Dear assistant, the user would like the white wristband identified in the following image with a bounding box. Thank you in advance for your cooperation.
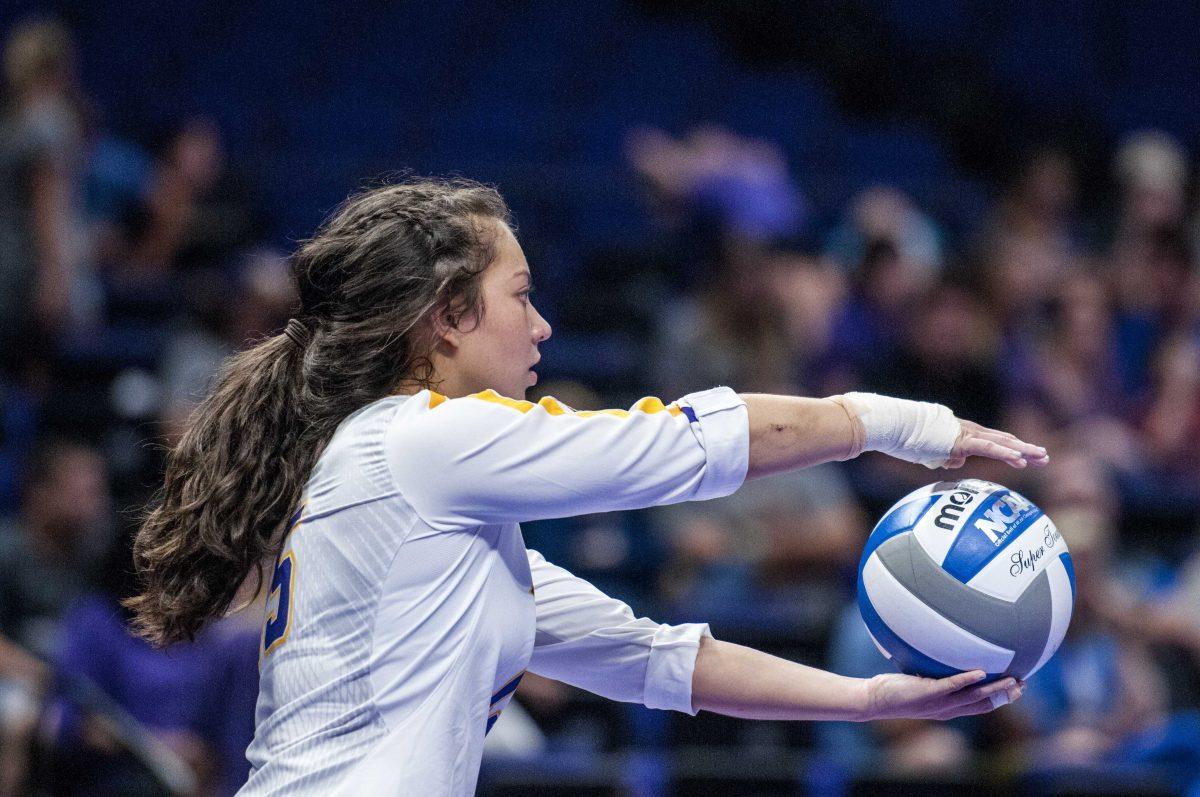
[838,392,960,468]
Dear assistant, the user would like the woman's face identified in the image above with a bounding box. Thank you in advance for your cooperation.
[445,221,551,399]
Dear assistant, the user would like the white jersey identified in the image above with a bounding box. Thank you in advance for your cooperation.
[239,385,748,795]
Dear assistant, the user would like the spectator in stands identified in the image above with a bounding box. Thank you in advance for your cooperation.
[1012,272,1132,424]
[0,439,110,658]
[1120,536,1200,697]
[94,118,265,346]
[134,117,264,274]
[626,124,806,246]
[1004,449,1200,794]
[1110,226,1198,402]
[770,250,848,395]
[0,18,99,381]
[650,241,806,398]
[1141,333,1200,478]
[978,149,1083,321]
[158,247,295,444]
[824,238,934,391]
[1118,329,1200,526]
[981,226,1078,336]
[0,439,110,796]
[998,270,1145,500]
[1111,131,1189,250]
[868,281,1003,428]
[990,148,1082,253]
[822,186,942,277]
[46,526,260,797]
[93,197,184,334]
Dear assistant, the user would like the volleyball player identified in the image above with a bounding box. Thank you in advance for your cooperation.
[127,179,1045,795]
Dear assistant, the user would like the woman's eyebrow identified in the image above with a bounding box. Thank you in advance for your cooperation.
[512,269,532,282]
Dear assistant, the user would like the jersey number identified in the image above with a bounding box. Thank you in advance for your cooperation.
[262,550,296,657]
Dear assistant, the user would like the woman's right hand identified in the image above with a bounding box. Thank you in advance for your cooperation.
[943,419,1050,470]
[861,669,1024,722]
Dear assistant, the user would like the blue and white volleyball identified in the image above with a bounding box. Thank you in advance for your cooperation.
[857,479,1074,680]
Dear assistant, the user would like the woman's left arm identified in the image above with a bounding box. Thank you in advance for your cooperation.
[521,550,1021,723]
[691,635,1022,722]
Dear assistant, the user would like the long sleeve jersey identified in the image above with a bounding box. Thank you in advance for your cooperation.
[239,386,749,795]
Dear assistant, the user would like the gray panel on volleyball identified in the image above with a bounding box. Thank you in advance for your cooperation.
[874,533,1052,677]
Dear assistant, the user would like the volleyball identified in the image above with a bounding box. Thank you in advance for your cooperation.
[857,479,1074,681]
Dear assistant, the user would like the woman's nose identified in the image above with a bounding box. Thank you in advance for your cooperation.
[533,307,552,342]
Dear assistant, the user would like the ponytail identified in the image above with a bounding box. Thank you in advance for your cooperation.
[126,332,312,645]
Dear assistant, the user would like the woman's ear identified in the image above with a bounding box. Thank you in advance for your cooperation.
[431,310,461,350]
[431,299,472,351]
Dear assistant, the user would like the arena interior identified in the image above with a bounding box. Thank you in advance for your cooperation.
[0,2,1198,795]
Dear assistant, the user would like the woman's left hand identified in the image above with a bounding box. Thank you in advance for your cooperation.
[862,669,1025,721]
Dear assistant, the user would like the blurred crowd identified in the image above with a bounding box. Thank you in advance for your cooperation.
[1,16,1199,797]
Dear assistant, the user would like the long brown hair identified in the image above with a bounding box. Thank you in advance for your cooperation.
[126,178,510,645]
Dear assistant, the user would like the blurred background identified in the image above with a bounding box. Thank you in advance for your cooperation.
[0,1,1198,795]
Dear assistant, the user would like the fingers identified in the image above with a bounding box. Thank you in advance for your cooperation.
[933,676,1024,719]
[962,437,1029,467]
[871,672,1025,722]
[951,680,1024,719]
[950,419,1050,469]
[976,428,1050,466]
[946,675,1017,708]
[931,695,1003,720]
[936,670,987,694]
[908,670,988,712]
[959,434,1050,468]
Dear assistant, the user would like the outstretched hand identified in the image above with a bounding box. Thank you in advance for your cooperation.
[943,419,1050,470]
[862,670,1024,722]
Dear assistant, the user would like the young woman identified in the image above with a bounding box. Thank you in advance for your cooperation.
[127,178,1047,795]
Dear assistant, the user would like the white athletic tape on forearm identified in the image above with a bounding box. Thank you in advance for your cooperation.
[838,392,959,469]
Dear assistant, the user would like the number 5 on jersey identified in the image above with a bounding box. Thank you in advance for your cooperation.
[263,506,304,658]
[262,550,296,657]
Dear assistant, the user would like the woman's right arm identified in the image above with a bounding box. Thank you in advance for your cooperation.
[385,387,1047,530]
[741,392,1049,478]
